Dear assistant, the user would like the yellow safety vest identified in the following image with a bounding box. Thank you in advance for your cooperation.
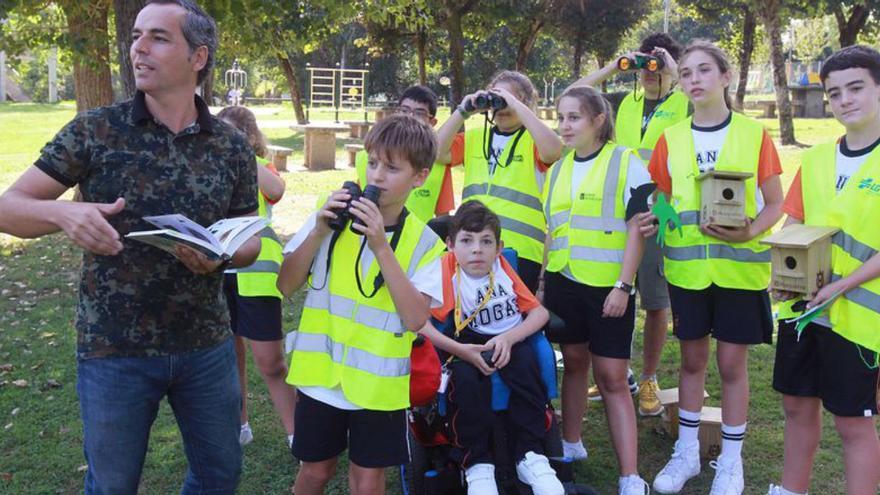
[235,156,284,298]
[777,142,837,320]
[662,113,771,291]
[462,127,546,263]
[543,145,632,287]
[826,147,880,353]
[286,213,445,410]
[355,150,448,223]
[616,89,690,163]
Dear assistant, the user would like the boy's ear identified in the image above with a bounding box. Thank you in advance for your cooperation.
[429,116,438,127]
[446,236,455,251]
[412,166,430,189]
[498,239,504,252]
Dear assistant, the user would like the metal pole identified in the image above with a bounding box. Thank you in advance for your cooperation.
[663,0,670,33]
[0,51,6,103]
[48,46,58,103]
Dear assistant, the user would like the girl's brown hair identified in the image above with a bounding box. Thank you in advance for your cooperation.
[679,39,734,110]
[217,106,268,158]
[489,70,539,110]
[557,86,615,143]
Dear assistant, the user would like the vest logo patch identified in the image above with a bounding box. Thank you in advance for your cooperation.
[511,154,524,162]
[579,192,599,201]
[414,189,431,198]
[858,177,880,195]
[653,110,673,119]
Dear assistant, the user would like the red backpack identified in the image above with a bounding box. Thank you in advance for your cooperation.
[410,334,441,407]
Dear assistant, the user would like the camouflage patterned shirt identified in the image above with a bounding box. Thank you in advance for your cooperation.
[35,92,258,359]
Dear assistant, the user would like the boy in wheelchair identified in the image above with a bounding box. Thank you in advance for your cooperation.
[419,200,565,495]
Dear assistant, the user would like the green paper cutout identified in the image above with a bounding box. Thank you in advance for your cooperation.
[652,193,682,247]
[785,291,843,339]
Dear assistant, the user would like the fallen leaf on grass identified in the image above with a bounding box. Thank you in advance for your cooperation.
[1,472,11,482]
[30,363,42,371]
[4,423,12,430]
[10,408,19,416]
[11,380,27,388]
[76,465,88,473]
[0,364,12,372]
[45,379,62,389]
[39,332,56,339]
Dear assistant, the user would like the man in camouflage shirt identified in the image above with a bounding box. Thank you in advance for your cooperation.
[0,1,259,493]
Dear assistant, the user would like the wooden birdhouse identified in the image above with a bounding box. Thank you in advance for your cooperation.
[760,224,839,299]
[697,170,754,228]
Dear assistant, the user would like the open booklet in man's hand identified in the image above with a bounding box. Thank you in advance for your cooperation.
[125,214,267,261]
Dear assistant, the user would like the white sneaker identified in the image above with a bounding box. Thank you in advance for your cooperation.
[766,485,783,495]
[652,439,700,493]
[465,463,499,495]
[708,456,743,495]
[619,474,650,495]
[239,423,253,446]
[562,439,589,461]
[516,452,565,495]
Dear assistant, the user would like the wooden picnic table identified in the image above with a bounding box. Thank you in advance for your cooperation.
[290,122,351,171]
[344,120,373,139]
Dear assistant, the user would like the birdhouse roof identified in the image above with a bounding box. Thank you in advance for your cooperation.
[696,170,754,182]
[760,224,840,248]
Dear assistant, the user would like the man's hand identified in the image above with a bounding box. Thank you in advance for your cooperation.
[174,245,224,275]
[57,197,126,256]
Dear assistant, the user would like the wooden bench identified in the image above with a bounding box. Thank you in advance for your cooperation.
[756,100,777,118]
[538,106,556,120]
[266,145,293,172]
[291,123,351,171]
[345,143,364,168]
[344,121,372,139]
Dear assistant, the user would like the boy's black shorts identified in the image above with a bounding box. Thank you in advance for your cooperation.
[668,283,773,345]
[291,391,409,467]
[543,270,636,359]
[773,320,879,417]
[223,274,283,342]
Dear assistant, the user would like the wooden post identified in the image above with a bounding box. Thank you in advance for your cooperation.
[0,51,6,103]
[48,46,58,103]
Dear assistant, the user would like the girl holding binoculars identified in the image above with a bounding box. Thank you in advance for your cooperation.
[437,70,563,292]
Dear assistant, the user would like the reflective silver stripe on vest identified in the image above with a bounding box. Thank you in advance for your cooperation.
[664,245,707,261]
[237,259,281,274]
[708,244,771,263]
[601,147,626,221]
[548,211,568,232]
[406,226,441,277]
[289,331,345,364]
[678,210,700,227]
[570,246,625,263]
[463,183,488,199]
[831,274,880,315]
[499,216,546,243]
[570,215,627,233]
[637,148,653,162]
[550,236,568,252]
[544,157,567,225]
[833,231,878,264]
[345,346,410,377]
[305,291,356,317]
[306,289,407,335]
[487,184,543,213]
[354,304,404,334]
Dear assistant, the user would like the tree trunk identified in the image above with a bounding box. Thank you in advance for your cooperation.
[114,0,148,99]
[515,18,544,71]
[278,54,307,124]
[833,3,869,47]
[64,1,114,111]
[572,38,584,80]
[735,6,756,112]
[757,0,796,145]
[597,55,608,93]
[416,28,428,85]
[446,10,466,106]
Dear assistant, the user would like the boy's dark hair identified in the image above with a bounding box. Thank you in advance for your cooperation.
[399,85,438,117]
[146,0,217,85]
[820,45,880,85]
[364,114,437,172]
[639,33,683,62]
[449,201,502,244]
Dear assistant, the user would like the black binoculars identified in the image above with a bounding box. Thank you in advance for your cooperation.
[464,91,508,113]
[327,181,382,235]
[617,53,664,73]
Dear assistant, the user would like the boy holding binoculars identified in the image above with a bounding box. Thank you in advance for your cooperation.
[277,114,447,495]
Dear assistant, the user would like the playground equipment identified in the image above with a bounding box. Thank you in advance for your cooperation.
[306,63,369,123]
[224,60,247,106]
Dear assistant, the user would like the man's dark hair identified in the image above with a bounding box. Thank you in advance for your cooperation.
[146,0,217,84]
[640,33,683,62]
[449,201,502,244]
[820,44,880,85]
[399,85,438,117]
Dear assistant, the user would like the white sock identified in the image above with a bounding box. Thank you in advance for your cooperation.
[678,408,701,445]
[780,487,806,495]
[287,434,294,448]
[562,438,585,452]
[240,422,250,429]
[720,422,746,460]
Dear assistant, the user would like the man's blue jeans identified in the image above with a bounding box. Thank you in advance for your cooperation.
[77,338,242,494]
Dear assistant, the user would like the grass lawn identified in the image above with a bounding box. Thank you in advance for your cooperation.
[0,101,864,494]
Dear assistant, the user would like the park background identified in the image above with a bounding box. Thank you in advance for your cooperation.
[0,0,877,493]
